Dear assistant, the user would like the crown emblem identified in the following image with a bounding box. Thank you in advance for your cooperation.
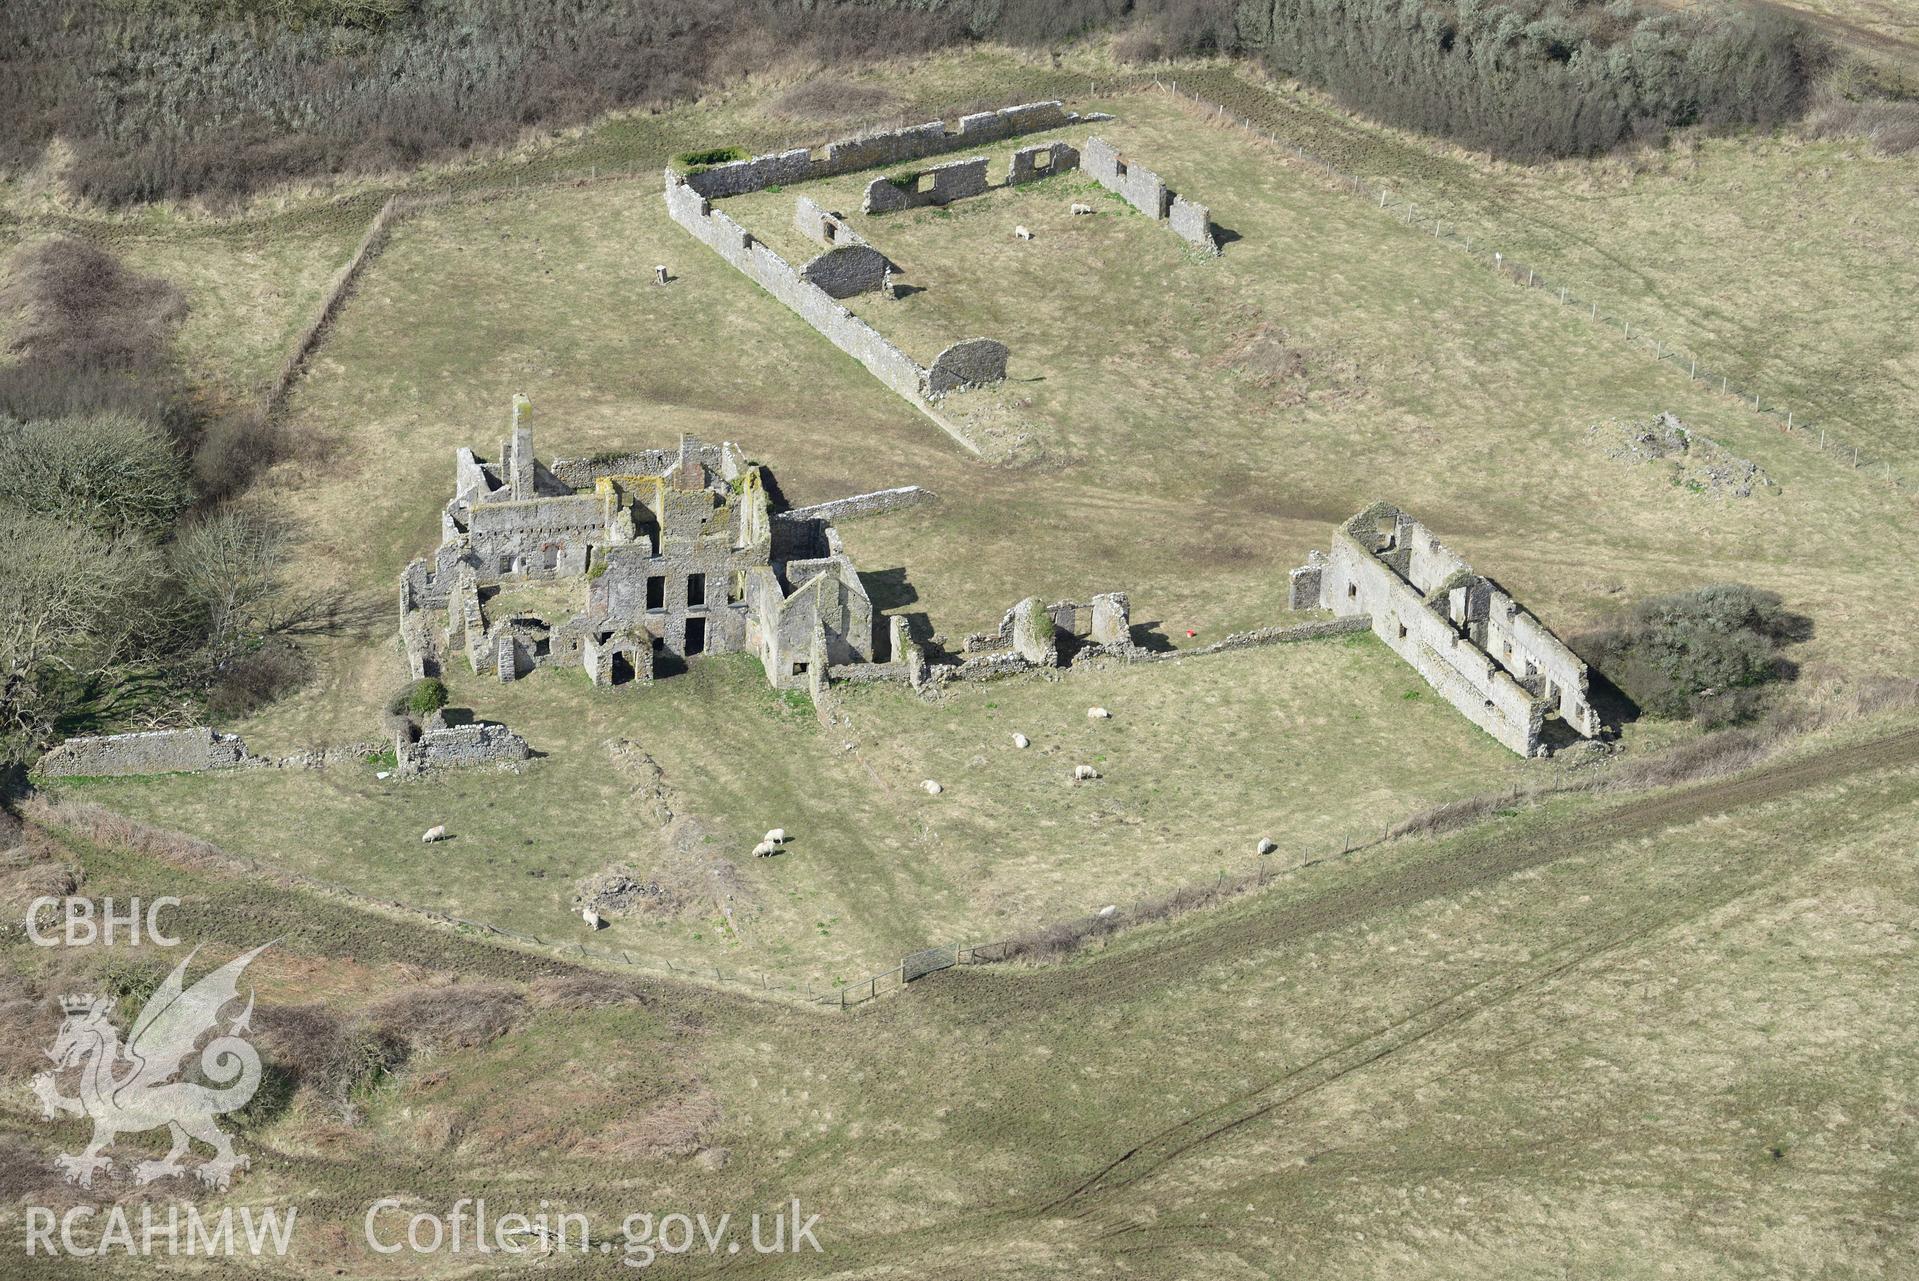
[59,994,101,1015]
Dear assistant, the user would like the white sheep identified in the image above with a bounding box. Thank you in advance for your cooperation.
[421,824,448,844]
[753,840,777,858]
[1087,707,1112,720]
[1014,225,1033,241]
[764,828,787,845]
[1256,837,1277,855]
[1071,203,1092,215]
[922,779,943,795]
[582,907,603,929]
[1073,764,1100,781]
[1012,733,1031,749]
[1097,904,1117,918]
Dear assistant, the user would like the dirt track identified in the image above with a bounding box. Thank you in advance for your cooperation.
[989,724,1919,1215]
[951,725,1919,1022]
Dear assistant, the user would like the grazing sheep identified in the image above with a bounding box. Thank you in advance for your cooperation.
[753,840,777,858]
[1256,837,1277,855]
[1087,707,1112,720]
[1071,203,1092,215]
[1012,733,1031,749]
[922,779,943,795]
[421,824,448,844]
[764,828,787,845]
[1073,764,1100,781]
[1097,904,1118,918]
[582,907,603,929]
[1014,225,1033,241]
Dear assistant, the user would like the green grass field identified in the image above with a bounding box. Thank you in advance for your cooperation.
[9,709,1915,1278]
[5,42,1918,1281]
[65,634,1531,984]
[28,69,1919,997]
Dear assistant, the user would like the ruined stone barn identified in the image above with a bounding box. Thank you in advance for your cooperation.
[400,397,882,691]
[1292,503,1604,756]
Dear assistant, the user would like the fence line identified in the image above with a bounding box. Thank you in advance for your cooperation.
[825,825,1392,1009]
[133,77,1905,1009]
[1148,78,1912,500]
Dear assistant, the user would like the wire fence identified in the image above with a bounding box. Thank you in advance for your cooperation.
[825,826,1394,1009]
[168,77,1919,1010]
[1149,78,1913,500]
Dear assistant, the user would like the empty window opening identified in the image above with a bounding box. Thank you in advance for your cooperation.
[686,573,706,607]
[646,576,665,610]
[1396,622,1408,640]
[1347,583,1358,600]
[1114,158,1128,179]
[651,634,664,652]
[532,638,551,658]
[822,221,837,242]
[610,653,634,685]
[1033,150,1053,172]
[684,617,706,656]
[916,173,937,194]
[792,661,809,677]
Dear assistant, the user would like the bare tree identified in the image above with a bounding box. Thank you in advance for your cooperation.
[0,412,191,537]
[169,509,288,659]
[0,510,165,761]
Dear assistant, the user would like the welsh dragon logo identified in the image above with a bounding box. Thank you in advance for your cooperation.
[33,943,270,1190]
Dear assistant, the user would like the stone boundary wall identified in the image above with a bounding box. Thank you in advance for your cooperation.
[1008,141,1081,186]
[1083,136,1220,256]
[862,156,990,215]
[793,195,865,248]
[399,720,533,775]
[35,728,255,778]
[681,101,1073,200]
[927,338,1010,394]
[1143,615,1369,661]
[1300,504,1599,756]
[666,174,996,407]
[800,243,891,298]
[775,485,933,523]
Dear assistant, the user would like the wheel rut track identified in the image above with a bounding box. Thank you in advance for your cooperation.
[1022,725,1919,1219]
[994,726,1919,1019]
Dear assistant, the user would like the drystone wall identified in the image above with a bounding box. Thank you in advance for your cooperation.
[665,175,927,403]
[1007,141,1080,185]
[775,485,933,524]
[801,243,891,298]
[35,728,254,778]
[927,339,1010,395]
[793,196,866,248]
[862,156,991,215]
[1297,503,1600,756]
[399,720,532,774]
[681,101,1072,200]
[1083,136,1220,255]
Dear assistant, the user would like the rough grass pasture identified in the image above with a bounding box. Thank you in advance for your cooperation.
[68,637,1525,983]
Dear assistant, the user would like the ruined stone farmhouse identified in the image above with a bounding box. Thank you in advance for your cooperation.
[1291,503,1603,756]
[400,397,880,692]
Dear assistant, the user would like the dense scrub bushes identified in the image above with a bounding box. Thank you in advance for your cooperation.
[1574,583,1811,722]
[1134,0,1820,159]
[0,239,301,763]
[0,0,1827,203]
[2,0,975,206]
